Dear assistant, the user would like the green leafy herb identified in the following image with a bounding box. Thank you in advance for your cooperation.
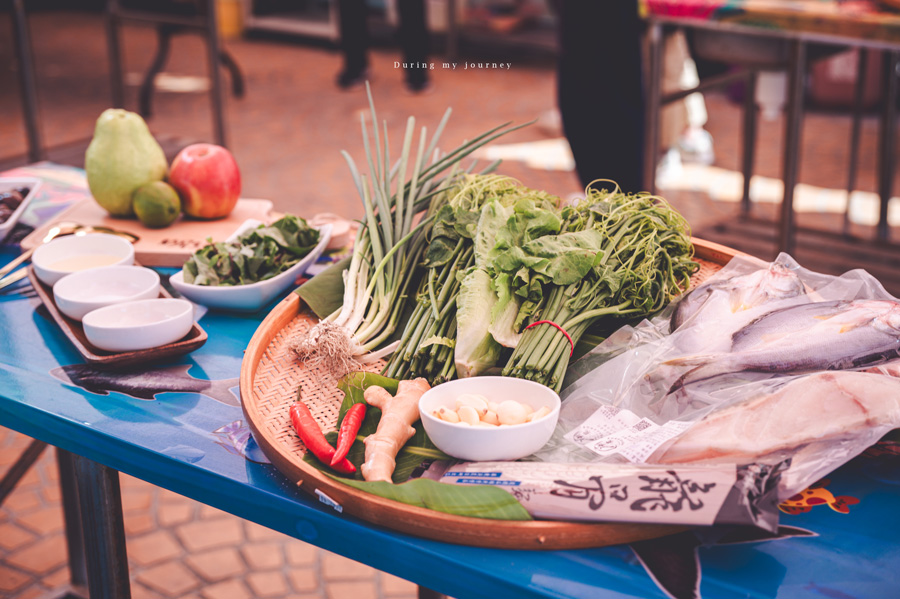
[182,215,320,286]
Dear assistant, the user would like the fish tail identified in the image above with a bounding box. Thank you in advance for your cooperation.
[829,496,860,514]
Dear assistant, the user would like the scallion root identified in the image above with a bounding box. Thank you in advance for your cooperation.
[290,321,363,378]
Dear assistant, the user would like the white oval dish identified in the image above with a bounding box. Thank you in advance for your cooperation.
[419,376,561,462]
[33,233,134,286]
[52,265,161,322]
[0,178,41,243]
[82,298,194,352]
[169,222,332,312]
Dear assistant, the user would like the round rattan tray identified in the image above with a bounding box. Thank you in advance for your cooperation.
[239,238,739,549]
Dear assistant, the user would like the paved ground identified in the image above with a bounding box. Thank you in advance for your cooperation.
[2,7,900,599]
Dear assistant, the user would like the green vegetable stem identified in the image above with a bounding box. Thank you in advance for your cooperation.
[291,84,530,377]
[501,183,698,391]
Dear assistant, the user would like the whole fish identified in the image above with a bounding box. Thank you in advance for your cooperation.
[51,363,240,406]
[671,261,805,330]
[668,299,900,388]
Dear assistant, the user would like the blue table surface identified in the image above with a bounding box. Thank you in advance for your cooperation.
[2,244,900,599]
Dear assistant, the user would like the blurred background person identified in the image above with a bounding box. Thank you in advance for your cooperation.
[336,0,432,93]
[555,0,645,193]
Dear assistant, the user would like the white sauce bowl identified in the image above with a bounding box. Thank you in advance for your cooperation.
[33,233,134,286]
[419,377,561,462]
[53,265,160,322]
[82,298,194,352]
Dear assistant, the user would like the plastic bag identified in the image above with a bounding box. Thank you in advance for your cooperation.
[534,253,900,499]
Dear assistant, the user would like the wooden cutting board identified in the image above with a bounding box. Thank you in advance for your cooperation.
[21,198,277,267]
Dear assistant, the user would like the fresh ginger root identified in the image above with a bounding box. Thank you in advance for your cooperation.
[361,378,431,483]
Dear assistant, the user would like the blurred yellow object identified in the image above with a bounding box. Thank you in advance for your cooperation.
[217,0,243,39]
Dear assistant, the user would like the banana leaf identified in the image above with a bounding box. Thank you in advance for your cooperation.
[295,256,350,318]
[301,372,531,521]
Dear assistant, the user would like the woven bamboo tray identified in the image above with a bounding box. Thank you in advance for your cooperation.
[239,238,740,549]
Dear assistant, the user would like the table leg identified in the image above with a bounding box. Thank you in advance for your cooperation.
[0,438,46,505]
[418,586,447,599]
[72,454,132,599]
[778,39,807,255]
[57,449,88,591]
[877,50,899,241]
[645,21,664,195]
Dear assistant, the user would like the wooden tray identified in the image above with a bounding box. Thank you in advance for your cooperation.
[239,238,741,549]
[29,266,207,368]
[21,198,277,268]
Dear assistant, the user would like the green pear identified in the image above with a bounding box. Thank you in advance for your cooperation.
[85,108,168,217]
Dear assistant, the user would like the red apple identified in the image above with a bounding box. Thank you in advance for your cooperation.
[168,143,241,219]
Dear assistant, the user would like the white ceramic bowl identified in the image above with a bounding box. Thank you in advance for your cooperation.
[82,298,194,352]
[52,265,160,321]
[169,222,332,312]
[33,233,134,286]
[419,377,561,462]
[0,177,41,243]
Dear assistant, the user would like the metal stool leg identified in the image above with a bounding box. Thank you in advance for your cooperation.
[877,50,899,241]
[105,0,125,108]
[219,48,245,98]
[741,70,758,215]
[204,0,228,148]
[778,40,807,256]
[11,0,45,163]
[139,25,174,118]
[843,50,868,236]
[72,455,131,599]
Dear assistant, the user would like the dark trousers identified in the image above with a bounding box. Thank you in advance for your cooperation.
[338,0,429,73]
[556,1,645,193]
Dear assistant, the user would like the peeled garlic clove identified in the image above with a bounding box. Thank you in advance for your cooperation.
[487,401,500,413]
[456,394,488,416]
[482,410,500,425]
[527,406,552,422]
[521,403,534,416]
[436,406,460,423]
[498,400,529,425]
[457,404,481,425]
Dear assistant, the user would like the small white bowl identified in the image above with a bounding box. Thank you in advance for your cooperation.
[419,377,561,462]
[169,222,332,312]
[33,233,134,286]
[53,265,160,321]
[82,298,194,352]
[0,177,41,243]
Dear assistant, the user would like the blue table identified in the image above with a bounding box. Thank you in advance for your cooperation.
[3,242,900,599]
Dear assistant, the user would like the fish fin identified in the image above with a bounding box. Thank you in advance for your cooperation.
[830,496,860,514]
[630,531,701,599]
[204,379,241,407]
[715,525,818,544]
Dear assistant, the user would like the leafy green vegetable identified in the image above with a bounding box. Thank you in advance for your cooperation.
[301,371,531,521]
[182,214,320,286]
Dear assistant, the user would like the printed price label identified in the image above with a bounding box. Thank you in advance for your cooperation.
[564,405,692,462]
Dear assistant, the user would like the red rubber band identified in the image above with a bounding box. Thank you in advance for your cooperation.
[524,320,575,357]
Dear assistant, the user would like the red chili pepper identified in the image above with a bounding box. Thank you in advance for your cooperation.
[289,402,356,475]
[331,402,367,466]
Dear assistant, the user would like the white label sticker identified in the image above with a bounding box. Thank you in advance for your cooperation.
[564,405,692,462]
[315,489,343,513]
